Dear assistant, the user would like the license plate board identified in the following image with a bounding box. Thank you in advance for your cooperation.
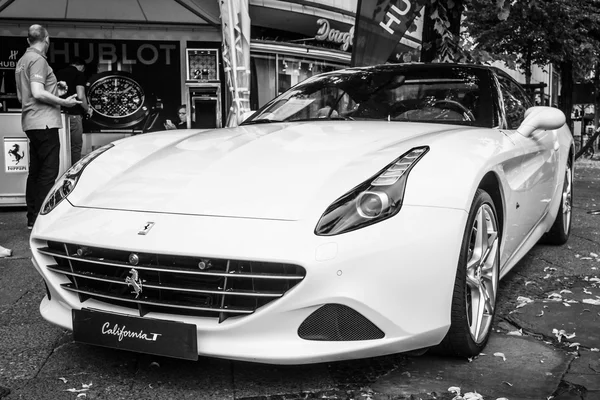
[72,309,198,360]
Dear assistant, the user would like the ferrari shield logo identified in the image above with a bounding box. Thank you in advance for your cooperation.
[4,137,28,173]
[138,222,155,235]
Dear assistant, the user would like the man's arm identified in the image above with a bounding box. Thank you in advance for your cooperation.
[76,84,91,115]
[31,82,81,108]
[15,71,22,104]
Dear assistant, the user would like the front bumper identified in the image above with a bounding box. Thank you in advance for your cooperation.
[31,201,467,364]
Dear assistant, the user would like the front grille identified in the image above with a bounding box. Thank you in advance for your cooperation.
[39,241,305,322]
[298,304,385,341]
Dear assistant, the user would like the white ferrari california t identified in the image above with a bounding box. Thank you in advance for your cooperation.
[30,63,574,364]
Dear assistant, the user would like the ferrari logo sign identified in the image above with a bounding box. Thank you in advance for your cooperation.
[4,137,29,173]
[138,221,155,235]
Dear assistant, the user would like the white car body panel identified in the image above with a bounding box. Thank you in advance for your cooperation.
[69,121,569,271]
[69,122,468,220]
[31,200,466,364]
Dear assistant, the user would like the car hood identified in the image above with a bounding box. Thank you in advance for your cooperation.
[73,121,465,220]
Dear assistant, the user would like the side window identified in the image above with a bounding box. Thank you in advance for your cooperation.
[497,75,532,129]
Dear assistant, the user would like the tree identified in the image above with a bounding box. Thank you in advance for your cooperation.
[420,0,464,63]
[463,0,600,130]
[419,0,600,133]
[419,0,515,66]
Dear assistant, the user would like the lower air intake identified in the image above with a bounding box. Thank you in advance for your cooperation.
[298,304,384,341]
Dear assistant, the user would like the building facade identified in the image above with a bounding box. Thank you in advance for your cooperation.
[0,0,426,134]
[0,0,558,133]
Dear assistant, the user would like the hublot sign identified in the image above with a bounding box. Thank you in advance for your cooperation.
[48,42,177,65]
[0,49,19,69]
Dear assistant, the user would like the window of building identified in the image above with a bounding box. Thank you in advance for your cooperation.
[250,52,347,110]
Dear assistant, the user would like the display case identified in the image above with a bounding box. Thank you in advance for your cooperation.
[186,49,219,81]
[185,48,222,129]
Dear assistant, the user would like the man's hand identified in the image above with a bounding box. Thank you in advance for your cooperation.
[63,94,82,108]
[86,107,94,118]
[57,81,68,96]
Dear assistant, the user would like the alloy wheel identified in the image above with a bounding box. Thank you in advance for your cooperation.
[562,165,573,234]
[465,204,499,344]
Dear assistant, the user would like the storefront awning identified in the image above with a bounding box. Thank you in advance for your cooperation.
[0,0,221,26]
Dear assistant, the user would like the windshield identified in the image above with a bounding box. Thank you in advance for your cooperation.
[244,65,493,128]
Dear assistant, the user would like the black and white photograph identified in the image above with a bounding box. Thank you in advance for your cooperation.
[0,0,599,399]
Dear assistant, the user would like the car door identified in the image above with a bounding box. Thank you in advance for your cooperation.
[496,73,559,245]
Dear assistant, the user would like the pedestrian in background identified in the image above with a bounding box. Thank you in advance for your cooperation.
[15,24,81,229]
[56,57,93,165]
[164,104,188,129]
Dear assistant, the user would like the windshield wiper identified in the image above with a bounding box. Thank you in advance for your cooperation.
[292,116,354,122]
[242,119,282,125]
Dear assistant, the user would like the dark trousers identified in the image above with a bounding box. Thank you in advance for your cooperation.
[67,114,83,165]
[25,128,60,220]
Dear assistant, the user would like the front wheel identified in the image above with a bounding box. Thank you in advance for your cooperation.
[434,189,500,357]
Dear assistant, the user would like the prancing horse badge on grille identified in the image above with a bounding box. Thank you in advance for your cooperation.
[138,221,155,235]
[125,268,143,298]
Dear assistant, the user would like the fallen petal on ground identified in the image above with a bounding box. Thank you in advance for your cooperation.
[583,298,600,305]
[448,386,461,395]
[516,296,534,308]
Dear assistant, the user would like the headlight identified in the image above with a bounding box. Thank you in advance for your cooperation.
[40,144,114,215]
[315,146,429,236]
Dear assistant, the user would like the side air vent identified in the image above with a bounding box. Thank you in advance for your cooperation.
[298,304,384,341]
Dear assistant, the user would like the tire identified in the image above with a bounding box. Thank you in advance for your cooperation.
[434,189,500,357]
[543,159,573,245]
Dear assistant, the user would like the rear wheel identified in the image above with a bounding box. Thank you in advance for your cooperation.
[434,189,500,357]
[543,159,573,245]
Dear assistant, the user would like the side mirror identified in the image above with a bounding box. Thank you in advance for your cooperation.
[517,106,566,137]
[240,110,256,123]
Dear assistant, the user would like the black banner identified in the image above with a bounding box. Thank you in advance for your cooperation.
[351,0,427,67]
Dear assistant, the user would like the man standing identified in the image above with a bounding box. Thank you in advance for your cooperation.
[56,57,92,165]
[15,24,81,229]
